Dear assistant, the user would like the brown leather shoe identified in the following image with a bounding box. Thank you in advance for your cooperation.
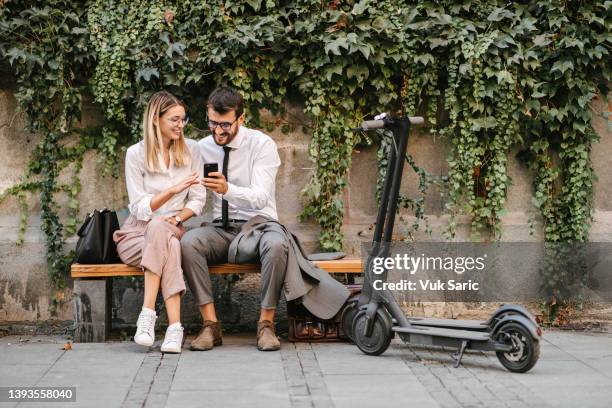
[190,320,222,351]
[257,320,280,351]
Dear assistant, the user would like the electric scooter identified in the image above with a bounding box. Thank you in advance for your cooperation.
[341,114,541,373]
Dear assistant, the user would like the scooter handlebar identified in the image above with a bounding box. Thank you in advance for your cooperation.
[408,116,425,125]
[358,116,425,130]
[360,120,385,130]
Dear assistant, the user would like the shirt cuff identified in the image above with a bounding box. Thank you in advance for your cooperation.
[184,201,203,216]
[222,182,236,201]
[129,195,154,221]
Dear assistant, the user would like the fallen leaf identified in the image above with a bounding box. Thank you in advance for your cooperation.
[164,10,175,24]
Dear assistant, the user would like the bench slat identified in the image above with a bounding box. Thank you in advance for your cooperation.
[71,259,362,278]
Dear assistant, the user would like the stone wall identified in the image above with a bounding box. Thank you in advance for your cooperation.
[0,87,610,335]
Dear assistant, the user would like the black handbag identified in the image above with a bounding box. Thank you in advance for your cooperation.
[75,209,121,264]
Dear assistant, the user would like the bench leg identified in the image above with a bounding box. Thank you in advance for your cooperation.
[73,279,112,342]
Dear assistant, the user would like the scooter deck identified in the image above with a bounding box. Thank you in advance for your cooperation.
[407,317,488,330]
[393,325,490,341]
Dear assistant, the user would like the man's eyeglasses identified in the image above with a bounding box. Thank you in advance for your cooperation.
[165,116,190,126]
[208,118,238,131]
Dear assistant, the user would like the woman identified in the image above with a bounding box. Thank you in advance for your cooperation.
[113,91,205,353]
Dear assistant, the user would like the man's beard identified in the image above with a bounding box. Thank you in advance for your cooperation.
[213,127,237,146]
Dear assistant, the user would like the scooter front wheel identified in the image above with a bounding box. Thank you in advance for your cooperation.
[352,309,393,356]
[495,322,540,373]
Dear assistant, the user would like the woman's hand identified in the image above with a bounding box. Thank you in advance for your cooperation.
[202,171,228,194]
[163,215,180,226]
[169,172,199,195]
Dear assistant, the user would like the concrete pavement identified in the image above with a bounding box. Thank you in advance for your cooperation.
[1,329,611,408]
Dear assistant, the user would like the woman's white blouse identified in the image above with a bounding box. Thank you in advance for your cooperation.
[124,138,206,221]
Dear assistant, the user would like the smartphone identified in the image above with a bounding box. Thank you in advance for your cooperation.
[204,163,219,178]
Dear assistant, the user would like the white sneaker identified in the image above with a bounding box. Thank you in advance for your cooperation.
[161,323,184,354]
[134,308,157,347]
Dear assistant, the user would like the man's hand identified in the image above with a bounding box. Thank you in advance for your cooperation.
[169,172,199,195]
[202,171,228,194]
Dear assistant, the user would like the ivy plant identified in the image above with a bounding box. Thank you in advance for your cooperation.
[0,1,609,321]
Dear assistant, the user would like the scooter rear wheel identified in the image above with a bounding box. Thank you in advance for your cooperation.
[352,309,392,356]
[495,322,540,373]
[341,300,359,342]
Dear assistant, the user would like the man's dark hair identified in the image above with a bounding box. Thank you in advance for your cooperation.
[207,86,244,118]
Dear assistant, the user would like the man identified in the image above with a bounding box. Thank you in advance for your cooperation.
[181,86,349,352]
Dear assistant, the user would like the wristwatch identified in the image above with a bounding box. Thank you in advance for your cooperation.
[174,215,182,226]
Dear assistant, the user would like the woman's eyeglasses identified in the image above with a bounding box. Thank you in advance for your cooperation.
[165,116,190,126]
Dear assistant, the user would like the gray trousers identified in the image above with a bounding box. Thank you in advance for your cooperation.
[181,221,288,309]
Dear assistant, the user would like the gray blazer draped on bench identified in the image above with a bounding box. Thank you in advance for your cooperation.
[228,216,350,319]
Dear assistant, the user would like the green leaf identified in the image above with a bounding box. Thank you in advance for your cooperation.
[496,70,514,84]
[246,0,262,11]
[5,47,26,64]
[324,64,343,81]
[324,37,349,56]
[159,31,172,46]
[71,27,88,35]
[487,7,512,22]
[429,37,448,50]
[577,92,595,108]
[354,44,372,59]
[573,121,587,133]
[166,42,185,58]
[136,67,159,82]
[351,0,371,15]
[459,63,470,75]
[414,53,434,66]
[519,17,537,32]
[346,65,369,81]
[312,54,330,69]
[551,59,574,75]
[371,16,389,32]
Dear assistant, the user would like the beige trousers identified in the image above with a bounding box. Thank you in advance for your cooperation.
[113,215,186,300]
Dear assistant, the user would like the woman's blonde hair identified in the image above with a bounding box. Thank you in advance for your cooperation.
[142,91,191,172]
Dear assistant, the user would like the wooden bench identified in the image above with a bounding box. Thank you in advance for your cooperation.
[71,259,362,342]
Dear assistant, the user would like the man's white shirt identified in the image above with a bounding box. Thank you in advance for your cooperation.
[198,126,280,221]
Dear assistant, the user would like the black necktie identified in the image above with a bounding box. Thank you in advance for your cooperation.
[222,146,231,229]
